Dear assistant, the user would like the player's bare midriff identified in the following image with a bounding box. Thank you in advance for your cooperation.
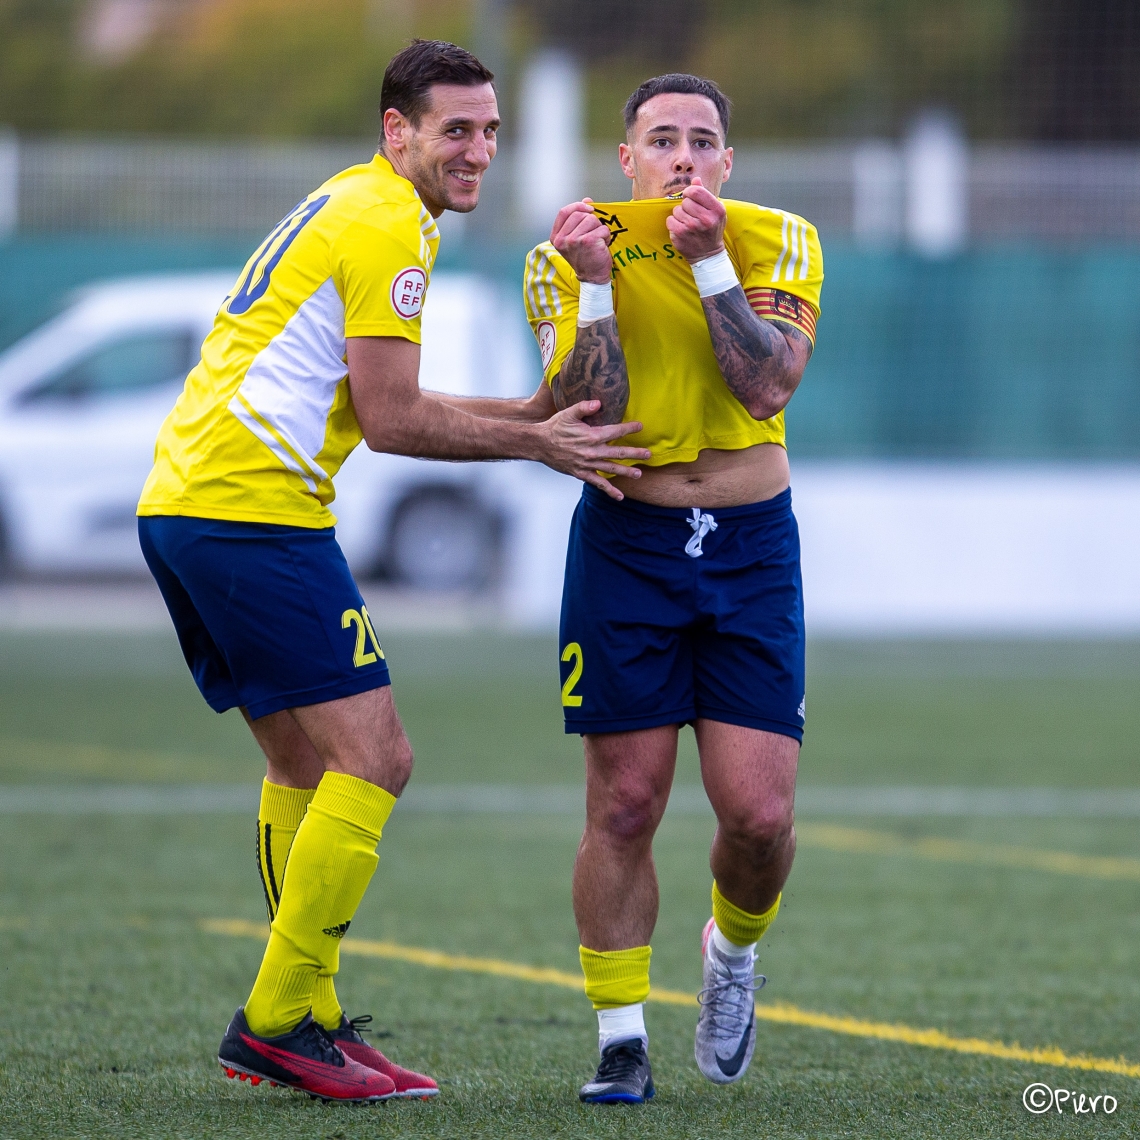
[611,441,790,509]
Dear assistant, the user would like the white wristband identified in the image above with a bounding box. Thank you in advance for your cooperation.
[577,280,614,324]
[690,248,738,298]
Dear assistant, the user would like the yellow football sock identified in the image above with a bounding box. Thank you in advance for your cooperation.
[254,781,345,1029]
[310,974,343,1031]
[579,945,652,1009]
[244,772,396,1037]
[712,881,781,947]
[256,780,314,922]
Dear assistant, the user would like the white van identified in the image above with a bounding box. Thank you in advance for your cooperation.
[0,270,540,589]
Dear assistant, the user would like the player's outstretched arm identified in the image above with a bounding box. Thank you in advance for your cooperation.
[549,201,630,426]
[667,180,812,422]
[346,335,650,500]
[424,381,555,423]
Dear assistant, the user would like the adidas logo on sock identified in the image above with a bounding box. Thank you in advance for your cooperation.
[322,921,351,939]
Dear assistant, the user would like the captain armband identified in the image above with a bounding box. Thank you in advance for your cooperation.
[745,288,818,345]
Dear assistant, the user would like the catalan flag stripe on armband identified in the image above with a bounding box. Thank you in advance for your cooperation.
[745,288,817,344]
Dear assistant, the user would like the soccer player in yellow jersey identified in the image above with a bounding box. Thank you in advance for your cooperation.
[522,74,823,1102]
[136,40,649,1104]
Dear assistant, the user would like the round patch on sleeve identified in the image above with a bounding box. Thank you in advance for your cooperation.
[391,267,427,319]
[537,320,557,371]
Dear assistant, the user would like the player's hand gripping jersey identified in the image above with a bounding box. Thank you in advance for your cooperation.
[138,155,440,528]
[524,199,823,465]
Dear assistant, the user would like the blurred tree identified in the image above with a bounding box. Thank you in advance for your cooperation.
[76,0,393,137]
[569,0,1015,142]
[0,0,1136,141]
[0,0,471,138]
[694,0,1015,140]
[519,0,707,68]
[0,0,81,132]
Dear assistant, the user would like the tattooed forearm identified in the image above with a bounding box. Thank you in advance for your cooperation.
[551,315,630,426]
[702,286,812,421]
[770,320,813,360]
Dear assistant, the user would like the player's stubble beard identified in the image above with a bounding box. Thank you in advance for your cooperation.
[401,137,482,216]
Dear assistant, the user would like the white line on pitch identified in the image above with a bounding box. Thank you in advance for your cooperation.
[1,784,1139,816]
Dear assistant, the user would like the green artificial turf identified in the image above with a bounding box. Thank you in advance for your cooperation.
[0,631,1138,1138]
[2,631,1139,788]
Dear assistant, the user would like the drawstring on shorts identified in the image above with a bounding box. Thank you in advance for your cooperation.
[685,508,717,558]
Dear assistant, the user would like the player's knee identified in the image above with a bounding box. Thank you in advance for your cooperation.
[388,735,415,793]
[352,733,413,795]
[723,799,794,859]
[593,783,663,845]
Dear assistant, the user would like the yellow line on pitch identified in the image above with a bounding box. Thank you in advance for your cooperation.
[202,918,1140,1079]
[797,824,1140,882]
[204,919,586,988]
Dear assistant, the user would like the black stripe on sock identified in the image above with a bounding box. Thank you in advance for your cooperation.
[264,822,282,910]
[255,821,274,922]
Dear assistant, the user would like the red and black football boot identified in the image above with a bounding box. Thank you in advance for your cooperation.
[218,1007,396,1103]
[327,1014,440,1099]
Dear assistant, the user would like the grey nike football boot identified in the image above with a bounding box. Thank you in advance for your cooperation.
[694,918,766,1084]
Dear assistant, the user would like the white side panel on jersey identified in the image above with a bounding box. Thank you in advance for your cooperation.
[229,276,346,485]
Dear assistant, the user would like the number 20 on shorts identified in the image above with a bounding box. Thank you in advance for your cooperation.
[342,606,385,667]
[561,642,584,707]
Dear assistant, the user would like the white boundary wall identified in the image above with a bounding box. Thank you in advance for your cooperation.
[502,462,1140,635]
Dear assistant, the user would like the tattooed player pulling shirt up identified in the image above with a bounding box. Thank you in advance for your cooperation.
[523,73,823,1103]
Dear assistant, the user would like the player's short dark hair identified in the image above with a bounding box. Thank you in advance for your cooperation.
[623,74,732,139]
[380,39,494,128]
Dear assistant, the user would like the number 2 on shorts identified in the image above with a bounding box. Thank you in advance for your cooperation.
[342,606,385,667]
[561,642,584,707]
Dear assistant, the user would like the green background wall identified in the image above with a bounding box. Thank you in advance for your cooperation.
[2,237,1137,460]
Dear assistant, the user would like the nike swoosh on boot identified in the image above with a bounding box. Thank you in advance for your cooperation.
[714,1010,754,1078]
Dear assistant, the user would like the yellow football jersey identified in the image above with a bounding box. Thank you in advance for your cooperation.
[523,198,823,466]
[138,154,440,528]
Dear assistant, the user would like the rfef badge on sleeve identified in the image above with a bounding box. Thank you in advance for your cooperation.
[537,320,557,370]
[391,267,427,319]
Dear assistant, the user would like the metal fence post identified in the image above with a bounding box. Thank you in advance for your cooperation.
[0,129,17,238]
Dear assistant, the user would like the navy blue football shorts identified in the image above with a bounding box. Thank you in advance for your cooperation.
[138,515,390,720]
[558,484,805,741]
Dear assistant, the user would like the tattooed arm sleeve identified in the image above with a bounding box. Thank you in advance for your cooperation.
[550,315,630,426]
[701,285,814,421]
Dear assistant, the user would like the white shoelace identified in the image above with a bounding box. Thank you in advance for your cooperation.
[697,958,767,1041]
[685,508,718,558]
